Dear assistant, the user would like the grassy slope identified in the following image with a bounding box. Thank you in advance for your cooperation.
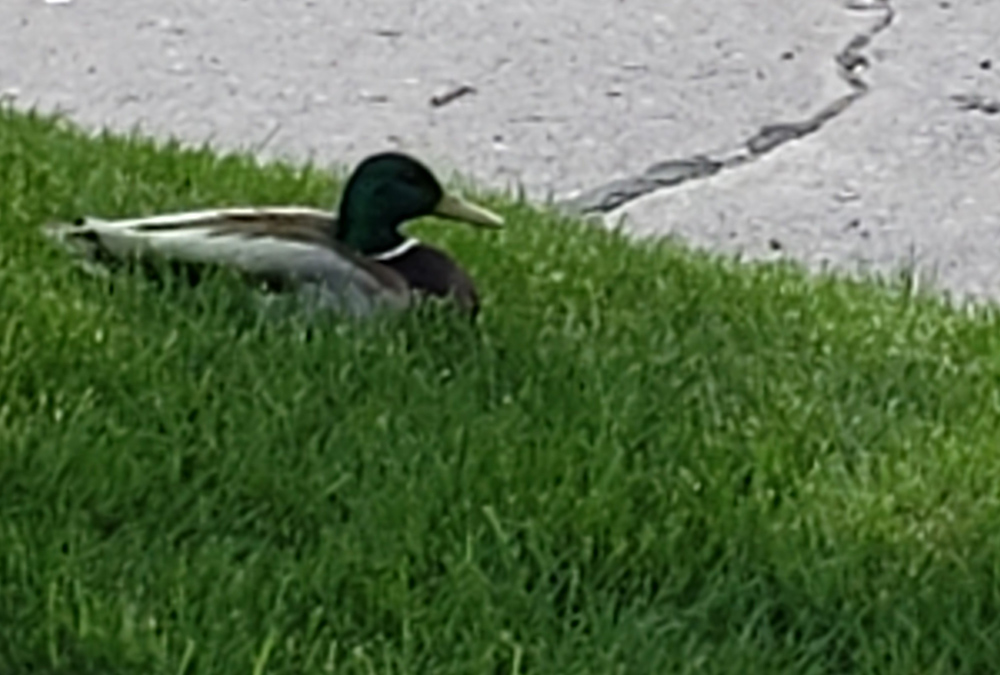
[2,105,1000,674]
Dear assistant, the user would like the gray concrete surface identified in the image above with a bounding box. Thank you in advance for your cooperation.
[3,0,999,299]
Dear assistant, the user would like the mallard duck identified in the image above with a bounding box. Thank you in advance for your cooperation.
[43,152,504,317]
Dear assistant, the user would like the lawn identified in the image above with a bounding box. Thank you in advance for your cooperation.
[2,105,1000,674]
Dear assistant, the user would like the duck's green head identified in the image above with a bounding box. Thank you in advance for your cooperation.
[336,152,504,257]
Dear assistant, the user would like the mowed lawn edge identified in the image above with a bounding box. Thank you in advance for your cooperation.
[2,105,1000,674]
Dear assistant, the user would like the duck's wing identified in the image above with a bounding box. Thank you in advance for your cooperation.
[43,207,411,313]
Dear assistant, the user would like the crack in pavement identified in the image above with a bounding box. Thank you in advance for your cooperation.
[952,93,1000,116]
[557,0,896,215]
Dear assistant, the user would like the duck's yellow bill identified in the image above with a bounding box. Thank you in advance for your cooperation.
[434,193,504,228]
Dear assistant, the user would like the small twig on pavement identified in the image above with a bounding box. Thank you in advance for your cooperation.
[430,85,476,108]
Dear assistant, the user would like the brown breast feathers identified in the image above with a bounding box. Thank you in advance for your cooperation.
[375,244,480,316]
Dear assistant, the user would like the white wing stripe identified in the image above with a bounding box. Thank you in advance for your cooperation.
[74,207,335,232]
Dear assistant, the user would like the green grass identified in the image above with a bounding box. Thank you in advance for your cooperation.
[3,104,1000,674]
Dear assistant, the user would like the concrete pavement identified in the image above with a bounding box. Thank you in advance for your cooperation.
[3,0,999,299]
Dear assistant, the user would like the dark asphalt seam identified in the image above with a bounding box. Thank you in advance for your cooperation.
[557,0,896,215]
[952,93,1000,116]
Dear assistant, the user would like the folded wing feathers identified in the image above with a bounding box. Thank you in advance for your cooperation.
[45,208,411,313]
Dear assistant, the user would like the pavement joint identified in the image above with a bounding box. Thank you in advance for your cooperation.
[952,92,1000,116]
[557,0,897,216]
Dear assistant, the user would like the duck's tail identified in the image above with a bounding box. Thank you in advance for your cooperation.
[41,217,127,275]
